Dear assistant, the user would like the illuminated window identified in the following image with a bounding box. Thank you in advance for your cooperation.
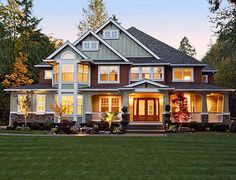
[130,67,139,80]
[173,67,193,81]
[61,51,76,59]
[78,64,89,83]
[77,95,83,115]
[36,95,46,114]
[207,94,223,113]
[62,64,74,82]
[100,96,121,112]
[44,70,52,79]
[18,95,27,113]
[202,75,208,83]
[103,30,119,39]
[53,64,59,83]
[141,67,151,79]
[99,66,119,83]
[82,41,99,51]
[61,95,74,115]
[153,67,163,80]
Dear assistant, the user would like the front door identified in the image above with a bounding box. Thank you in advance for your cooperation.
[133,98,159,121]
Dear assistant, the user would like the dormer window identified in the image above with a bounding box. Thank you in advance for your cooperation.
[82,41,99,51]
[103,30,119,39]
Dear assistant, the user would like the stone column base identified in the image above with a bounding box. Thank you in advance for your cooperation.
[223,114,231,125]
[201,114,208,123]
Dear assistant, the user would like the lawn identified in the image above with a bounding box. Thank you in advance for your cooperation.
[0,133,236,180]
[0,129,47,134]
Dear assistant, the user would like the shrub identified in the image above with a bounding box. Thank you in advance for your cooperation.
[56,120,76,134]
[28,122,41,130]
[210,124,229,132]
[230,121,236,133]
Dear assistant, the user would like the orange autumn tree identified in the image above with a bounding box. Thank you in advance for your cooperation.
[2,52,33,88]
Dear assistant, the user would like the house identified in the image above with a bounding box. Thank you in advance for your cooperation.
[4,18,235,125]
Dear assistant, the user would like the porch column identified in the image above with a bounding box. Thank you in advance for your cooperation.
[162,92,170,122]
[122,92,129,107]
[201,93,208,123]
[83,93,92,123]
[223,93,230,124]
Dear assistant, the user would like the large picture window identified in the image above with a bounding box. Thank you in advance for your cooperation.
[62,64,74,82]
[36,95,46,114]
[130,66,164,81]
[78,64,89,83]
[61,95,74,115]
[99,96,121,112]
[173,67,194,82]
[99,66,119,83]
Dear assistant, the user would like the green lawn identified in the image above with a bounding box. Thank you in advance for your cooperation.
[0,129,47,134]
[0,133,236,180]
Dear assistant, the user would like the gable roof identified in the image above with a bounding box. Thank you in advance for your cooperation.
[45,40,89,60]
[34,62,52,68]
[95,18,161,60]
[127,27,207,66]
[73,30,129,62]
[124,79,169,88]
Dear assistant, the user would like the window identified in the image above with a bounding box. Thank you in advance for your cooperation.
[44,70,52,79]
[78,64,89,83]
[103,30,119,39]
[202,75,208,83]
[82,41,99,51]
[53,64,59,83]
[61,51,76,59]
[77,95,83,115]
[173,67,194,82]
[207,94,223,113]
[62,64,74,82]
[18,95,26,113]
[100,96,121,112]
[36,95,46,114]
[99,66,119,83]
[130,66,164,81]
[61,95,74,115]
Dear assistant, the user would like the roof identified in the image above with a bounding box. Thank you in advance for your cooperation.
[127,27,207,66]
[127,57,168,65]
[4,84,57,91]
[35,62,52,68]
[202,65,218,72]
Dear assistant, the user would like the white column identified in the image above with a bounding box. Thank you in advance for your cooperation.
[83,93,92,123]
[223,93,230,114]
[201,93,208,123]
[73,63,78,122]
[122,92,129,107]
[162,92,170,122]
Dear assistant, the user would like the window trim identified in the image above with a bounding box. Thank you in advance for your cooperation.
[60,51,76,60]
[202,75,208,83]
[98,65,120,84]
[61,63,75,82]
[36,94,46,115]
[44,70,52,80]
[82,41,99,51]
[103,30,119,39]
[130,66,164,81]
[61,95,74,115]
[172,67,194,82]
[78,64,89,84]
[99,96,121,112]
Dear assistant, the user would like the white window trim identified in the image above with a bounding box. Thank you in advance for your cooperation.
[98,65,120,84]
[82,41,99,51]
[17,94,27,114]
[61,63,75,83]
[44,70,52,80]
[130,66,164,81]
[172,67,194,82]
[202,75,208,83]
[61,94,74,115]
[36,95,46,115]
[103,30,119,39]
[99,96,121,112]
[78,64,90,84]
[60,51,76,60]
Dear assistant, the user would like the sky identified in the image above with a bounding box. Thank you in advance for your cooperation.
[2,0,218,60]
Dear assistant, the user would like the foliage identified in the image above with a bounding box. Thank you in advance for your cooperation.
[121,106,128,113]
[102,112,120,128]
[77,0,108,35]
[2,52,34,87]
[178,36,196,57]
[171,92,192,123]
[50,102,67,122]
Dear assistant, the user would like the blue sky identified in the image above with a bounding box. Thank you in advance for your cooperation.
[2,0,217,59]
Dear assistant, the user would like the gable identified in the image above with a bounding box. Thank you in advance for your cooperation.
[75,33,123,61]
[52,46,83,60]
[97,22,153,58]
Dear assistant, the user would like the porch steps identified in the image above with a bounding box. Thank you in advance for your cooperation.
[126,123,165,134]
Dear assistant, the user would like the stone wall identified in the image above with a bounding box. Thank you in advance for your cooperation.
[10,114,54,125]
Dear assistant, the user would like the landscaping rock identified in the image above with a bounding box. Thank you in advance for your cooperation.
[178,127,191,132]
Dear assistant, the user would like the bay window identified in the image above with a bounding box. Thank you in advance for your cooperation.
[53,64,59,83]
[99,66,119,83]
[130,66,164,81]
[100,96,121,112]
[62,64,74,82]
[36,95,46,114]
[173,67,194,82]
[78,64,89,83]
[61,95,74,115]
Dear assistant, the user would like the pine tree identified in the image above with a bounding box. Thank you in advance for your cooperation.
[77,0,108,35]
[2,52,34,88]
[178,36,196,57]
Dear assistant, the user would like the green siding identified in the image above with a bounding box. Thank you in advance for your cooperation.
[76,35,122,60]
[53,46,83,60]
[98,23,153,57]
[61,84,74,89]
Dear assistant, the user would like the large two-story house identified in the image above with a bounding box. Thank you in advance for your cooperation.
[5,18,234,125]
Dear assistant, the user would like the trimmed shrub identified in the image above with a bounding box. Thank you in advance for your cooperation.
[210,124,229,132]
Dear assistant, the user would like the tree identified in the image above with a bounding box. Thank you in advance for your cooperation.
[77,0,108,35]
[208,0,236,12]
[50,103,67,123]
[2,52,33,88]
[178,36,196,57]
[171,93,192,124]
[17,93,32,126]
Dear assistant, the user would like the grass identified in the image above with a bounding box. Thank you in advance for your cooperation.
[0,129,47,134]
[0,132,236,180]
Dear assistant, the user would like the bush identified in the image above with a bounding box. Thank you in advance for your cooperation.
[210,124,229,132]
[28,122,41,130]
[230,121,236,133]
[56,120,76,134]
[6,126,16,130]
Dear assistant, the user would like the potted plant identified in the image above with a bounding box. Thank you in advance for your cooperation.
[121,106,129,129]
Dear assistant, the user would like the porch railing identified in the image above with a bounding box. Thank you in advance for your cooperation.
[85,112,123,122]
[208,113,223,123]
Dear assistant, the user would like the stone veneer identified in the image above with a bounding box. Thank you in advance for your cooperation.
[10,114,54,125]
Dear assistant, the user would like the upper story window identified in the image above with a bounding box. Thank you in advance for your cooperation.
[130,66,164,81]
[62,64,74,82]
[103,30,119,39]
[44,70,52,79]
[172,67,194,82]
[82,41,99,51]
[61,51,76,59]
[53,64,59,83]
[98,66,119,83]
[78,64,89,83]
[202,75,208,83]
